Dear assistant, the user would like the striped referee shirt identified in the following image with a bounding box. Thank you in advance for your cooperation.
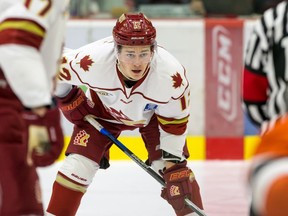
[242,1,288,127]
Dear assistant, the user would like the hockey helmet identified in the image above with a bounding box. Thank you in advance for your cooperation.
[113,13,156,46]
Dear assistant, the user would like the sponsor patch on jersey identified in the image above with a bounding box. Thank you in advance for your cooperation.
[144,103,158,111]
[96,91,112,96]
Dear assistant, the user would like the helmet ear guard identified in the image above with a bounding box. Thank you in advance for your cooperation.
[113,13,156,46]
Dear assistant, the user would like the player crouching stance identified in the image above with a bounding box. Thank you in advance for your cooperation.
[249,115,288,216]
[46,13,204,216]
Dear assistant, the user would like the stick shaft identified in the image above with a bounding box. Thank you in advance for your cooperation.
[85,115,206,216]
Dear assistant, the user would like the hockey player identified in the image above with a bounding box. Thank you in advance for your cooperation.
[249,114,288,216]
[242,1,288,215]
[0,0,69,215]
[46,13,204,216]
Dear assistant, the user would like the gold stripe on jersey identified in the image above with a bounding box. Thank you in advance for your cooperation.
[0,19,44,48]
[157,115,189,135]
[56,173,87,193]
[0,19,45,38]
[157,115,189,125]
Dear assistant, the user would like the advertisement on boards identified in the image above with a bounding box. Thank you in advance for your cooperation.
[205,19,244,159]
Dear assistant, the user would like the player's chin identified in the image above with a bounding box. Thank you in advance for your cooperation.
[133,73,144,80]
[129,71,141,76]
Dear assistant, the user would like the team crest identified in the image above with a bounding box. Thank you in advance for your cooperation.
[79,55,94,72]
[73,130,90,147]
[171,72,183,88]
[169,185,180,197]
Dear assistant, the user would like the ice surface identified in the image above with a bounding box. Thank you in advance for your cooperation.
[38,160,250,216]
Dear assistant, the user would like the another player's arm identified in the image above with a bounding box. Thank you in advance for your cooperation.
[242,67,269,127]
[0,0,54,108]
[242,18,270,127]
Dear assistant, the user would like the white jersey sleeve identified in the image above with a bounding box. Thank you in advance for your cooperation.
[151,48,190,159]
[0,0,69,108]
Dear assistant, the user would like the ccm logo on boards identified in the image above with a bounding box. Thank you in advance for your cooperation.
[212,25,238,122]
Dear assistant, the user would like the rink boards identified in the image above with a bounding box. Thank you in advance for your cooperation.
[57,135,260,161]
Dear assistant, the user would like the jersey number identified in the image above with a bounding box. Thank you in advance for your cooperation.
[24,0,52,16]
[180,91,190,111]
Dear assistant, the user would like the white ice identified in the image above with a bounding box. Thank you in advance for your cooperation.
[38,161,251,216]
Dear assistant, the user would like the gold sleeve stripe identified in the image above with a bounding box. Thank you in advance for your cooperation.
[0,19,45,37]
[56,174,87,193]
[157,116,189,125]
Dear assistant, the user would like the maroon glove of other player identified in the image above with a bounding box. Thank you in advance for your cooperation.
[57,87,95,126]
[23,107,64,167]
[161,161,203,216]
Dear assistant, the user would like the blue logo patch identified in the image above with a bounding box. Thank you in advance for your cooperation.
[144,103,158,111]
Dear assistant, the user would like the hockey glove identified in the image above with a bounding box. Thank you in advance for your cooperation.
[23,106,64,167]
[57,87,95,126]
[161,161,203,216]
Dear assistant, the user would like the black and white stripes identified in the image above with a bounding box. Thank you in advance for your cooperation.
[243,1,288,127]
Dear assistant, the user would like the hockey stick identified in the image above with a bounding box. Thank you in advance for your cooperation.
[85,115,206,216]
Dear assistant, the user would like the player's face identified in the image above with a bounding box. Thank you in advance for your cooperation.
[117,45,153,81]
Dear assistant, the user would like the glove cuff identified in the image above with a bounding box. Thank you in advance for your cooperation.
[164,160,187,173]
[57,86,82,104]
[57,87,86,111]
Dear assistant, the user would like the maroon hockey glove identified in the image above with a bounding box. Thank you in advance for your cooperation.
[57,87,95,126]
[23,107,64,167]
[161,161,203,216]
